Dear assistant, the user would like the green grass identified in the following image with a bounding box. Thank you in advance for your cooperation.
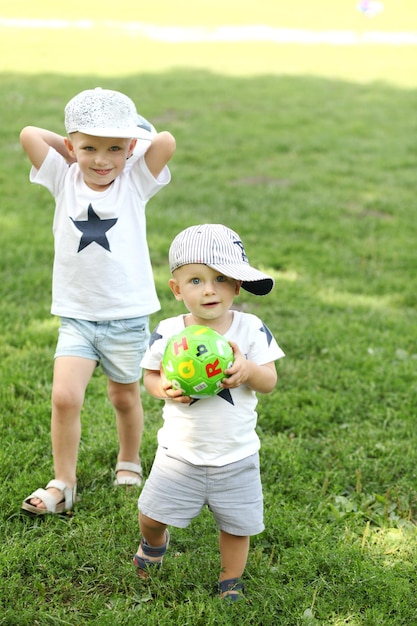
[2,3,417,624]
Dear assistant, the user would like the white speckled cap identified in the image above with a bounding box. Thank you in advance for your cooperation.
[169,224,274,296]
[65,87,145,138]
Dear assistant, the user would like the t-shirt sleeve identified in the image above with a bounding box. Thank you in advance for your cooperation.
[141,316,184,370]
[245,316,285,365]
[130,155,171,202]
[140,321,168,370]
[29,147,70,197]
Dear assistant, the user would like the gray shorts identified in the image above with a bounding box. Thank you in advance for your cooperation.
[54,316,150,384]
[138,447,264,536]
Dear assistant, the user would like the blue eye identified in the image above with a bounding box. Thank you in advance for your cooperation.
[191,278,200,284]
[216,275,226,282]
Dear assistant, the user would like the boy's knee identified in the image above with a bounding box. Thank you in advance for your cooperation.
[52,385,83,412]
[108,383,140,411]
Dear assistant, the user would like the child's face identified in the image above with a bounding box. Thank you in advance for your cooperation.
[64,132,137,191]
[169,264,241,326]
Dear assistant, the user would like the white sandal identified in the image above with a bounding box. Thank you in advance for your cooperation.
[21,479,77,515]
[113,462,143,487]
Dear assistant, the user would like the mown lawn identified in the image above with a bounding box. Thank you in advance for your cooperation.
[1,3,417,624]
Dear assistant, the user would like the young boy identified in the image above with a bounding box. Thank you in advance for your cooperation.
[133,224,285,601]
[20,87,176,514]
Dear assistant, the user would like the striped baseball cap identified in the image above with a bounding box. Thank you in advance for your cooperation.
[169,224,274,296]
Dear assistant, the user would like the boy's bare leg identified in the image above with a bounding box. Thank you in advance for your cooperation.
[219,531,250,587]
[108,380,143,480]
[139,513,168,547]
[29,356,96,510]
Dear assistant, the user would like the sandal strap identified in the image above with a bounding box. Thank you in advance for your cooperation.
[24,487,59,513]
[219,578,244,593]
[114,462,143,486]
[219,578,245,601]
[133,553,162,571]
[22,480,77,514]
[45,480,77,510]
[133,530,170,574]
[141,530,170,557]
[114,462,142,474]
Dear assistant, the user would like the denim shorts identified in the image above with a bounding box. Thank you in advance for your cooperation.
[138,447,264,536]
[54,316,150,383]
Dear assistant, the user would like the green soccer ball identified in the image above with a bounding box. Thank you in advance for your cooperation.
[162,325,234,398]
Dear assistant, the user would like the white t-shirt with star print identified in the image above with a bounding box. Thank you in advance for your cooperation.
[29,147,170,321]
[140,312,285,466]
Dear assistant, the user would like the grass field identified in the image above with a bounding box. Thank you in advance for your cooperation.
[1,2,417,624]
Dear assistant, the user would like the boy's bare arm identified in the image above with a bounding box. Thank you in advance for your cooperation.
[144,131,176,178]
[143,368,166,399]
[20,126,74,170]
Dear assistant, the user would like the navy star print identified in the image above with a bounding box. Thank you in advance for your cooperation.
[260,322,273,346]
[189,389,234,406]
[149,326,163,347]
[71,203,118,252]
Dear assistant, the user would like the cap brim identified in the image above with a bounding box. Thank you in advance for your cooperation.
[241,279,274,296]
[207,263,274,296]
[69,126,152,140]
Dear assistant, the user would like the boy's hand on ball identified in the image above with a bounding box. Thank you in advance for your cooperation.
[221,341,250,388]
[160,368,192,403]
[170,389,193,404]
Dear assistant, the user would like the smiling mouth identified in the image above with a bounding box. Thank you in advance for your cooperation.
[94,169,112,176]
